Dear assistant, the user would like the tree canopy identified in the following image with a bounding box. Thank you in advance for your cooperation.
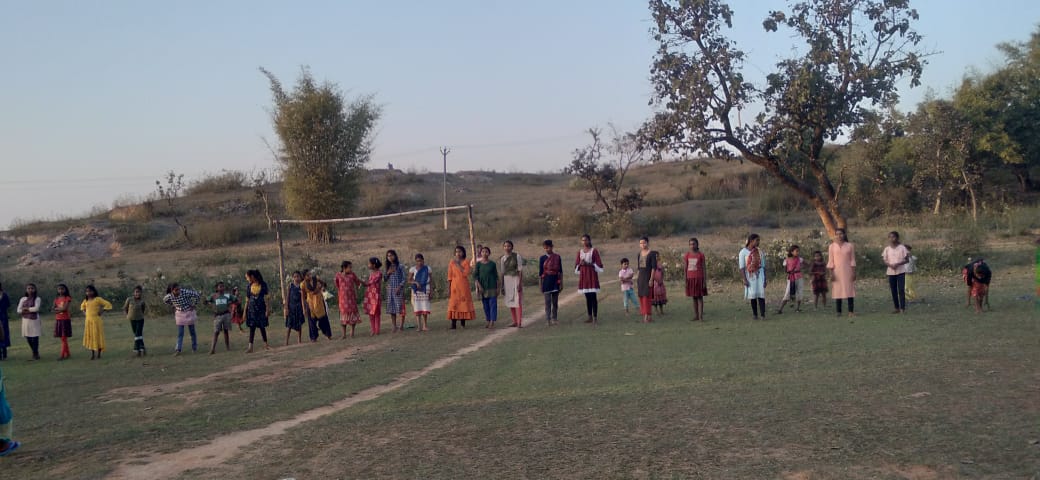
[261,66,380,243]
[644,0,927,237]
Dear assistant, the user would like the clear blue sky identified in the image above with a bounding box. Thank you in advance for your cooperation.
[1,1,1038,229]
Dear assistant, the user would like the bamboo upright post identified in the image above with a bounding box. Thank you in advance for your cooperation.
[466,204,476,259]
[275,220,287,314]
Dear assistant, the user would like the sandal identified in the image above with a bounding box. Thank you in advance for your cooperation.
[0,441,20,457]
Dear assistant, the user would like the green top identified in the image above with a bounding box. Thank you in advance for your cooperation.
[209,293,235,315]
[124,297,146,321]
[474,260,499,298]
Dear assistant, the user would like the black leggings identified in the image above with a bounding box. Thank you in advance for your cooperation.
[584,292,598,318]
[888,274,906,310]
[248,326,268,343]
[750,298,766,317]
[26,336,40,356]
[836,298,855,314]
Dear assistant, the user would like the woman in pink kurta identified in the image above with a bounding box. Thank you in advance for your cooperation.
[826,228,857,317]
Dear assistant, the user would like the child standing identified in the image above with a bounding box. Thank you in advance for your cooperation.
[284,271,305,345]
[499,241,524,328]
[447,246,475,330]
[229,286,245,332]
[335,261,363,338]
[475,246,499,328]
[539,240,563,325]
[738,234,767,320]
[0,283,9,361]
[810,251,828,309]
[384,250,407,333]
[80,285,112,360]
[652,263,668,315]
[54,284,73,360]
[17,284,42,361]
[619,258,638,315]
[163,283,200,356]
[302,270,333,341]
[882,231,910,314]
[683,238,708,321]
[207,281,234,354]
[904,245,918,302]
[244,269,272,353]
[777,245,804,314]
[971,259,992,313]
[575,234,604,324]
[408,254,432,332]
[123,286,147,356]
[364,257,384,336]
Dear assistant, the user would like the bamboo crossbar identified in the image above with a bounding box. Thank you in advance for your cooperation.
[274,205,472,226]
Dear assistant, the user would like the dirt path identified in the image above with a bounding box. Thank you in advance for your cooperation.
[108,287,596,480]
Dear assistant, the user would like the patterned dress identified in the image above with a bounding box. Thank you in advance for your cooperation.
[499,253,524,309]
[409,266,432,315]
[335,272,362,325]
[575,248,603,293]
[285,282,305,331]
[738,247,766,300]
[446,260,475,320]
[364,271,383,316]
[651,266,668,306]
[245,282,269,329]
[384,264,406,315]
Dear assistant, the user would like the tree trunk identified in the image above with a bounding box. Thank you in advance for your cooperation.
[932,192,942,215]
[306,224,334,244]
[961,170,978,223]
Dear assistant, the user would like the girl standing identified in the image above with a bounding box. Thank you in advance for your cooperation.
[539,240,562,325]
[738,234,767,320]
[0,365,19,455]
[683,238,707,321]
[827,228,857,317]
[17,284,42,361]
[575,234,604,324]
[652,262,668,315]
[54,284,73,360]
[335,261,363,338]
[475,246,499,328]
[447,246,475,329]
[408,254,432,332]
[810,251,828,309]
[499,241,524,328]
[384,250,407,332]
[163,283,201,355]
[363,258,384,336]
[229,286,244,332]
[80,285,112,360]
[0,283,9,361]
[284,271,305,345]
[123,286,147,356]
[302,270,333,341]
[882,231,910,314]
[244,269,272,353]
[636,237,659,323]
[777,245,804,314]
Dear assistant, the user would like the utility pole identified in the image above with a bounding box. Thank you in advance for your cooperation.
[440,146,450,229]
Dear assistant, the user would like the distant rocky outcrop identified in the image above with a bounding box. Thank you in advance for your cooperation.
[17,226,120,267]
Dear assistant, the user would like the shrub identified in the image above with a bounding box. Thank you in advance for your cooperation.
[187,170,249,195]
[192,218,264,248]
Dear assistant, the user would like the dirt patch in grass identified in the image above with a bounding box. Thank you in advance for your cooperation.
[107,290,587,480]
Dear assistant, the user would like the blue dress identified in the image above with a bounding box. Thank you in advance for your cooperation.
[285,283,305,331]
[0,292,9,349]
[384,264,406,315]
[245,283,269,329]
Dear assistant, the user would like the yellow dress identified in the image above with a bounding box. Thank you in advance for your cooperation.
[81,297,113,351]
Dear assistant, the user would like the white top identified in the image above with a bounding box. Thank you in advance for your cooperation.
[882,244,910,275]
[618,267,635,291]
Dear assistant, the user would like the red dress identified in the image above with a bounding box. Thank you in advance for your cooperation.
[683,251,707,298]
[335,272,362,325]
[574,248,603,293]
[363,271,383,316]
[652,266,668,306]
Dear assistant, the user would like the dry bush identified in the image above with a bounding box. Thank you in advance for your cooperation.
[187,170,249,195]
[192,218,265,248]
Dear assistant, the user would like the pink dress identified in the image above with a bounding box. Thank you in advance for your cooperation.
[335,272,362,325]
[652,266,668,306]
[827,241,857,299]
[363,271,383,316]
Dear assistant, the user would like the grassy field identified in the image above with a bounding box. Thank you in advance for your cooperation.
[0,270,1036,479]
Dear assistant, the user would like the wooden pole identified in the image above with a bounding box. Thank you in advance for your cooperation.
[466,204,476,260]
[275,220,287,314]
[441,147,450,230]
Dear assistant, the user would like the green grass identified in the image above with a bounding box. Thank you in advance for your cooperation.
[0,273,1036,479]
